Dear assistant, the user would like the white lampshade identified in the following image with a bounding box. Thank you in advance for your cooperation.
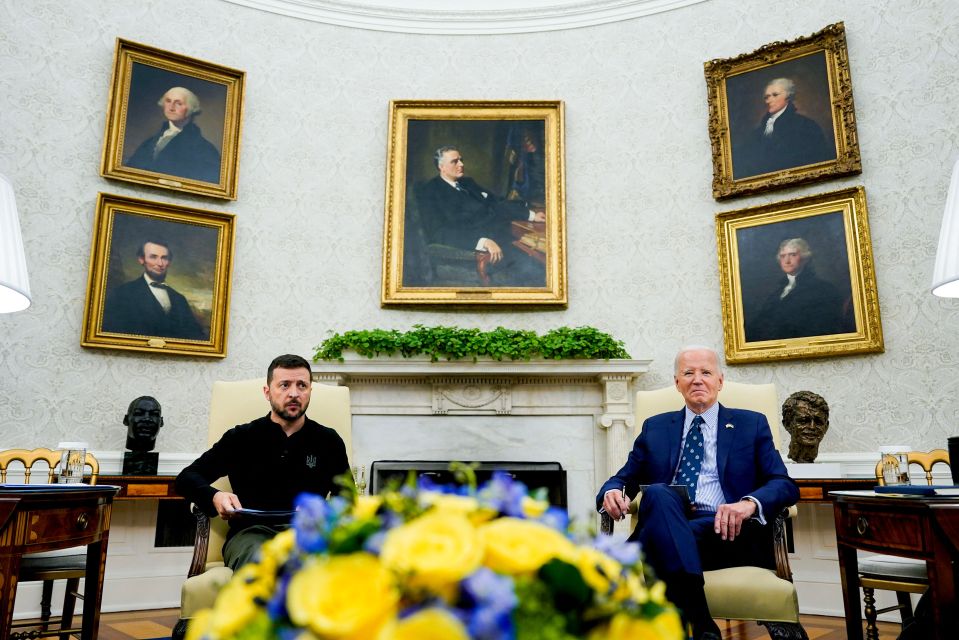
[0,173,31,312]
[933,158,959,297]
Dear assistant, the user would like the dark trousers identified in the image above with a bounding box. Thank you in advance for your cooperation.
[632,483,775,629]
[222,524,289,571]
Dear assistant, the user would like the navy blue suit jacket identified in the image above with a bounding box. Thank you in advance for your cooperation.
[597,404,798,519]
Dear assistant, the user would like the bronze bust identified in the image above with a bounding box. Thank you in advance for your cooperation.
[782,390,829,463]
[122,396,163,474]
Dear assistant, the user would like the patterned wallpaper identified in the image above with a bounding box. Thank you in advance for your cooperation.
[1,0,957,457]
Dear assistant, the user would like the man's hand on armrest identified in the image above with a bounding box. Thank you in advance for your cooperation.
[212,490,242,519]
[714,498,757,541]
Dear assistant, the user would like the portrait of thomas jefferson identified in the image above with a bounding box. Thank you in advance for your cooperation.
[738,214,856,343]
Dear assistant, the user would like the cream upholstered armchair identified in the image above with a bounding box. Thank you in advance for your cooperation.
[601,381,806,640]
[172,379,352,640]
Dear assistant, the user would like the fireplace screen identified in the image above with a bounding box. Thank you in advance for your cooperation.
[370,460,567,511]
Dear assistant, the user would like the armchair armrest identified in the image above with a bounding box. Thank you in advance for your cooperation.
[772,507,794,582]
[187,504,212,578]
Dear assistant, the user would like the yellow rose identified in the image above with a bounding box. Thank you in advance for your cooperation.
[287,552,398,639]
[259,528,296,572]
[588,611,683,640]
[184,609,212,640]
[479,517,576,575]
[377,608,470,640]
[207,571,267,637]
[521,495,549,518]
[649,580,667,605]
[568,546,626,599]
[380,510,483,593]
[624,572,648,603]
[651,610,685,639]
[354,494,384,519]
[420,491,480,516]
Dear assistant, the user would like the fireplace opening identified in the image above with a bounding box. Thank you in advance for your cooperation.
[369,460,567,511]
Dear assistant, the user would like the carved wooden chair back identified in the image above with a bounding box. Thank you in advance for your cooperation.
[0,447,99,483]
[873,449,950,486]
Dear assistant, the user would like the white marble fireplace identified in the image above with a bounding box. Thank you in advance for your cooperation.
[312,357,651,523]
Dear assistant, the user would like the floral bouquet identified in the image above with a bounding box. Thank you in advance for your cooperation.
[186,468,683,640]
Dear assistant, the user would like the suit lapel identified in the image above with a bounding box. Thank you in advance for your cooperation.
[716,403,735,481]
[667,407,685,475]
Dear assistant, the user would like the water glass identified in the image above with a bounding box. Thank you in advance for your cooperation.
[880,451,909,486]
[57,441,88,483]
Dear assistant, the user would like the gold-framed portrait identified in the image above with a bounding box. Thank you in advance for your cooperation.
[716,186,883,364]
[705,22,861,200]
[100,38,245,200]
[381,100,567,306]
[81,193,236,358]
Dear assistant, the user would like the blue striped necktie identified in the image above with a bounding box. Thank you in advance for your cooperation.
[677,415,705,501]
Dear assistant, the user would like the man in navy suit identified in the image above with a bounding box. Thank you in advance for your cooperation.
[597,346,798,640]
[102,239,206,340]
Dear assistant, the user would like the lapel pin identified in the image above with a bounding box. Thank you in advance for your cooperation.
[725,423,735,429]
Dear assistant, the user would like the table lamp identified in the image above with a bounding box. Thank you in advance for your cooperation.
[0,173,31,313]
[934,160,959,484]
[933,157,959,297]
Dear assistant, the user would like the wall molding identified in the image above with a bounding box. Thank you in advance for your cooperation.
[221,0,710,34]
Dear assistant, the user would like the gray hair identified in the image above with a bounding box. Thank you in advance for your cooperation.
[434,145,459,169]
[766,77,796,100]
[158,87,201,117]
[674,345,724,375]
[777,237,812,260]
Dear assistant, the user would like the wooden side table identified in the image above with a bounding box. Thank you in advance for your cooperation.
[0,485,120,640]
[832,490,959,640]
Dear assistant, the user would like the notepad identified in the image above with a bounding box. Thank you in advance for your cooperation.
[873,485,936,496]
[231,508,295,523]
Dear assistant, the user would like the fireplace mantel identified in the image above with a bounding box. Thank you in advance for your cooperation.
[312,356,651,380]
[312,356,651,522]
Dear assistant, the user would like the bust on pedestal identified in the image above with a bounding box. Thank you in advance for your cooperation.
[122,396,163,475]
[782,390,841,478]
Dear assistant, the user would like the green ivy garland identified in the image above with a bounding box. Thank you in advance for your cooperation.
[313,325,630,362]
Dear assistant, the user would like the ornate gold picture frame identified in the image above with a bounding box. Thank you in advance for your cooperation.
[81,193,235,358]
[100,38,245,200]
[716,186,883,364]
[705,22,861,200]
[382,100,567,306]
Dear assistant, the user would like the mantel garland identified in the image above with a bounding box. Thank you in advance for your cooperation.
[313,326,631,363]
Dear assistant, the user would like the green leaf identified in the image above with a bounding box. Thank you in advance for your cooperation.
[312,326,630,362]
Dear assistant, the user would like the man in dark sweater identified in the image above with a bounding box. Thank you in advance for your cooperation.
[175,354,351,569]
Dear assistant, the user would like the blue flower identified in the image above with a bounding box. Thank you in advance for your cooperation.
[266,571,292,620]
[461,569,517,640]
[293,493,338,552]
[477,471,528,517]
[538,506,570,532]
[363,529,387,555]
[591,533,641,567]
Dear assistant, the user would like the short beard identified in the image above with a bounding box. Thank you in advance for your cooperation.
[271,399,307,422]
